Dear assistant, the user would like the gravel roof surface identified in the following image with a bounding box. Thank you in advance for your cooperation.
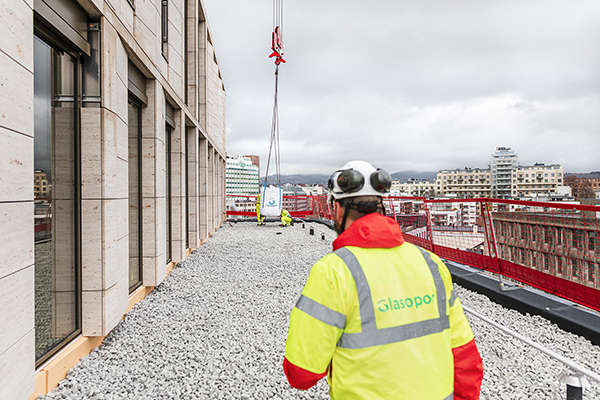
[39,222,600,399]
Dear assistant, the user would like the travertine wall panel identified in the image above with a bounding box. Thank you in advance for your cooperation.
[81,109,102,199]
[187,128,200,246]
[0,50,33,136]
[0,127,33,201]
[169,111,186,261]
[0,202,33,279]
[81,200,103,291]
[0,329,34,400]
[0,0,33,72]
[198,136,208,240]
[0,266,34,357]
[0,0,227,396]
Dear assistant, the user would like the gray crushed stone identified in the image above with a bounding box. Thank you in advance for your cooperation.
[38,222,600,399]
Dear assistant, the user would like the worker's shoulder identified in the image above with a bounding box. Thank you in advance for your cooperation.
[309,250,353,275]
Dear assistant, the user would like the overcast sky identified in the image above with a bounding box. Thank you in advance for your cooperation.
[203,0,600,176]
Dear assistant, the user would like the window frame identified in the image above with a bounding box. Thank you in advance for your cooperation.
[33,30,83,368]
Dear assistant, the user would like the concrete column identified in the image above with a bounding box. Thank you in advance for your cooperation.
[198,136,209,241]
[186,0,198,117]
[170,110,186,262]
[0,3,35,397]
[207,146,215,234]
[187,127,200,249]
[140,79,167,287]
[198,19,207,130]
[81,19,129,337]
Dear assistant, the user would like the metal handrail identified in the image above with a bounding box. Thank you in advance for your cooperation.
[463,306,600,384]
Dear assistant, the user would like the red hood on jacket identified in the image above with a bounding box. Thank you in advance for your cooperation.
[332,212,405,251]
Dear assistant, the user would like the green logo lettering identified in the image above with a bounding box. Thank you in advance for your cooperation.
[376,293,437,313]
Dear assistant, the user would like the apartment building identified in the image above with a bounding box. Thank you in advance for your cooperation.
[1,0,226,398]
[492,211,599,290]
[566,172,600,198]
[436,168,491,198]
[490,147,520,199]
[511,164,564,198]
[392,179,437,198]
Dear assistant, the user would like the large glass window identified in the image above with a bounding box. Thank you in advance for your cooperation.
[165,124,172,263]
[161,0,169,57]
[34,35,80,364]
[128,99,142,290]
[185,130,189,249]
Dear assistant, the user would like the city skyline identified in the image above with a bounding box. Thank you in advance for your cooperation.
[204,0,600,175]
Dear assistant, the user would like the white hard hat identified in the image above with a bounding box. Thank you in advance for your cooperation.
[328,160,392,200]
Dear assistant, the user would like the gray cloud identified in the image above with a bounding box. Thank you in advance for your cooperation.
[205,0,600,175]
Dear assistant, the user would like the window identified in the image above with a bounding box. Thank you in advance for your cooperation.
[567,229,576,248]
[165,124,172,263]
[557,227,564,245]
[589,231,598,251]
[521,225,529,241]
[543,253,551,270]
[590,262,597,283]
[545,227,554,244]
[558,257,567,274]
[161,0,169,57]
[34,35,81,364]
[571,258,579,278]
[128,99,143,290]
[185,129,190,249]
[575,230,586,250]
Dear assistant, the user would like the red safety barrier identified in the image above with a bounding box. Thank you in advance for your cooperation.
[239,194,600,312]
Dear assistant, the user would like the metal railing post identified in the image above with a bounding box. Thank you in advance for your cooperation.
[559,370,590,400]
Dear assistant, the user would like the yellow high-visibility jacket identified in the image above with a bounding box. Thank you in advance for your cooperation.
[284,213,482,400]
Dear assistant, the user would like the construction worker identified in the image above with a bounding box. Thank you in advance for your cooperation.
[280,209,292,226]
[256,194,265,226]
[283,160,483,399]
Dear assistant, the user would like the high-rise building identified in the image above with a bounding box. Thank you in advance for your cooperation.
[490,147,520,199]
[226,156,260,196]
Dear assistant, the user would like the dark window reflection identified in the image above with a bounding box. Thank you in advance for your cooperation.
[34,36,79,361]
[166,125,172,263]
[128,100,142,290]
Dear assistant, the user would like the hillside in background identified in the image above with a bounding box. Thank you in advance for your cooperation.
[261,170,438,185]
[390,170,438,181]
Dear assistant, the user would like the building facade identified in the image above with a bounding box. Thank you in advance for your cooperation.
[511,164,564,198]
[1,0,226,398]
[492,212,599,290]
[225,155,260,197]
[565,172,600,199]
[436,168,491,198]
[391,179,437,198]
[490,146,520,199]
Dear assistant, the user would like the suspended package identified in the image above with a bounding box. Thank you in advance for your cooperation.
[260,185,283,217]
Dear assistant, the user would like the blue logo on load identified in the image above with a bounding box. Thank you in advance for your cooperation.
[268,199,275,206]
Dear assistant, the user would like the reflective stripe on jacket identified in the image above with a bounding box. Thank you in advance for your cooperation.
[284,214,479,399]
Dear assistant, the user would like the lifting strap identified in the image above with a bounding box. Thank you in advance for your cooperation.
[264,0,285,190]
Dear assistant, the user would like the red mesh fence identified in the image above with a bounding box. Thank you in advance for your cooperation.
[311,195,600,312]
[225,194,316,218]
[226,194,600,311]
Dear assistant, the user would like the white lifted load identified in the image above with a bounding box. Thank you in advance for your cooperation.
[260,185,283,217]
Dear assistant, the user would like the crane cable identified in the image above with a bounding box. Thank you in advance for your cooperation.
[264,0,285,186]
